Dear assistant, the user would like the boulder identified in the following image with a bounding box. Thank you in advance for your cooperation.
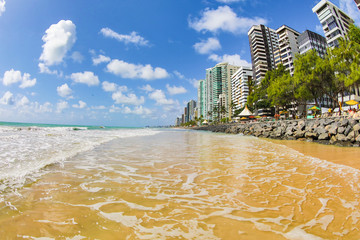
[336,134,347,142]
[318,133,329,140]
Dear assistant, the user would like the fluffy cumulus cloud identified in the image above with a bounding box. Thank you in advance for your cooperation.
[123,105,152,115]
[92,54,111,65]
[339,0,360,24]
[193,37,221,54]
[2,69,36,88]
[39,20,76,71]
[100,28,149,46]
[166,84,187,95]
[57,83,73,98]
[209,54,251,67]
[112,91,145,105]
[140,84,154,93]
[189,6,267,34]
[70,71,100,86]
[0,0,5,16]
[17,96,30,107]
[102,81,128,93]
[148,89,175,105]
[72,100,87,109]
[56,100,69,113]
[0,91,14,105]
[107,59,169,80]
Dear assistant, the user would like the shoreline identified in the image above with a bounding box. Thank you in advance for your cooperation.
[193,116,360,148]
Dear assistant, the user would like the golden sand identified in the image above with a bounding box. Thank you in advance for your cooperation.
[0,131,360,239]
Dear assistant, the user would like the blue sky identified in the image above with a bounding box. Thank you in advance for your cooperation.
[0,0,359,127]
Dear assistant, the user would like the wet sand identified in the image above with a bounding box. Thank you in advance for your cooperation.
[1,131,360,239]
[266,138,360,170]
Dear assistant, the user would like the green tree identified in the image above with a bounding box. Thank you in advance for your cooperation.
[293,50,325,106]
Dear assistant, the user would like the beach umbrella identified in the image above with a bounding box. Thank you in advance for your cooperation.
[309,106,320,111]
[239,106,253,117]
[240,117,247,120]
[346,100,359,106]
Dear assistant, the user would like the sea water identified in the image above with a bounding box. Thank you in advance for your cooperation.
[0,124,360,239]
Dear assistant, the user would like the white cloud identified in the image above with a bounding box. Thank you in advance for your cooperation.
[2,69,36,88]
[72,100,87,109]
[70,71,100,86]
[19,73,37,88]
[209,54,251,66]
[339,0,360,24]
[71,51,84,63]
[189,6,267,34]
[17,96,30,107]
[92,54,111,65]
[57,83,73,98]
[102,81,118,92]
[39,20,76,71]
[0,91,14,105]
[107,59,169,80]
[34,102,53,113]
[123,105,152,115]
[148,89,175,105]
[38,63,59,75]
[193,37,221,54]
[56,100,69,113]
[166,84,187,95]
[112,91,145,105]
[140,84,154,93]
[0,0,5,16]
[188,78,200,89]
[100,28,149,46]
[173,71,185,79]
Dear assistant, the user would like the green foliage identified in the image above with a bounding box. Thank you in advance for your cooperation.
[249,24,360,115]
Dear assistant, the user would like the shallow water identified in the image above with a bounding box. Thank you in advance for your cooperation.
[1,129,360,239]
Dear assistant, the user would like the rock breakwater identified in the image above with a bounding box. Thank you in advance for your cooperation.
[195,117,360,147]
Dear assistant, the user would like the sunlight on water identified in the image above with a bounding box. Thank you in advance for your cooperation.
[0,130,360,239]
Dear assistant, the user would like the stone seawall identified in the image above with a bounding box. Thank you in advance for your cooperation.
[195,117,360,147]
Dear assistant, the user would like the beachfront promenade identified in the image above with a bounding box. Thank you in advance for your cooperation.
[195,115,360,147]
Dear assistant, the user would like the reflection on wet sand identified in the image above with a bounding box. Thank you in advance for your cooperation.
[1,131,360,239]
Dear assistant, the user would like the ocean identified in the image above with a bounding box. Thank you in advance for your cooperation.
[0,122,360,239]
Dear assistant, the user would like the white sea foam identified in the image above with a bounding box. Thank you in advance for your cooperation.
[0,126,159,193]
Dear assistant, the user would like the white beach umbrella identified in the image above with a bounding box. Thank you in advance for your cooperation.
[239,106,253,117]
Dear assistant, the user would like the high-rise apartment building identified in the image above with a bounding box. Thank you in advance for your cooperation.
[313,0,354,48]
[248,25,279,84]
[187,100,197,122]
[276,25,300,75]
[197,80,206,118]
[354,0,360,10]
[205,63,239,120]
[298,30,328,58]
[231,66,253,113]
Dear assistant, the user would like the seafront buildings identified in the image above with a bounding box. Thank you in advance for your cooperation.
[355,0,360,9]
[298,30,328,57]
[177,0,358,124]
[312,0,354,48]
[231,66,253,113]
[248,25,279,84]
[198,80,206,118]
[205,63,240,120]
[276,25,300,75]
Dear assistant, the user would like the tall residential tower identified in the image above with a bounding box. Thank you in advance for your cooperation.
[298,30,328,58]
[276,25,300,75]
[248,25,279,84]
[313,0,354,48]
[205,63,239,120]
